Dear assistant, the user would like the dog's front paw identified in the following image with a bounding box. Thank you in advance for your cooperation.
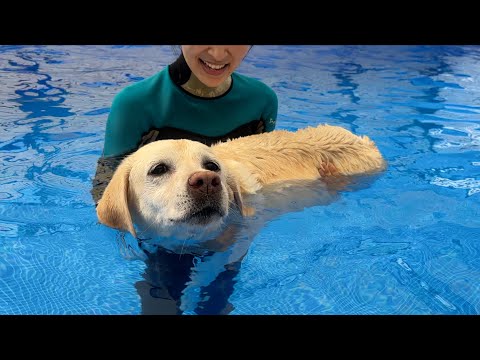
[241,205,256,217]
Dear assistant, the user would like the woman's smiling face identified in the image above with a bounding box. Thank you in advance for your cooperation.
[181,45,251,88]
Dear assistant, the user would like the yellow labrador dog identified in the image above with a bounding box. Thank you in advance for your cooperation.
[96,124,386,245]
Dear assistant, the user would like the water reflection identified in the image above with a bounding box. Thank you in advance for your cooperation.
[135,247,244,315]
[0,48,79,206]
[129,175,381,315]
[14,72,74,119]
[4,48,74,120]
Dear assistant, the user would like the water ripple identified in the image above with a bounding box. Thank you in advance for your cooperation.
[430,176,480,197]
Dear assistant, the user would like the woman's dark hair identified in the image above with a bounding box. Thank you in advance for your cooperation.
[168,50,191,86]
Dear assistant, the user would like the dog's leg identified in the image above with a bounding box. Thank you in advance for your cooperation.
[179,231,252,314]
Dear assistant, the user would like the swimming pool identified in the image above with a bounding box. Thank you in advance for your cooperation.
[0,45,479,315]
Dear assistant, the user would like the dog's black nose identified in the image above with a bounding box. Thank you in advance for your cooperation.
[188,171,221,195]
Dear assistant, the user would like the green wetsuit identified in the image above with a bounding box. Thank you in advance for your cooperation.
[103,56,278,157]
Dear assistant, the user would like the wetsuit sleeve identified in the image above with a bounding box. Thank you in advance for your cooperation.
[91,155,123,205]
[262,86,278,132]
[102,89,147,157]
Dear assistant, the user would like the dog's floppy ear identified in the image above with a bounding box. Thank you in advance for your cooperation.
[96,159,136,238]
[226,175,255,217]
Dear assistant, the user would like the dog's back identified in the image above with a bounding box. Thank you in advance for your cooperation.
[212,124,386,193]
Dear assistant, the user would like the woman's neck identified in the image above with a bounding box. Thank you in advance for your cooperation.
[181,73,231,98]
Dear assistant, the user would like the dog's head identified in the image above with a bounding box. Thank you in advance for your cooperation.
[96,139,253,239]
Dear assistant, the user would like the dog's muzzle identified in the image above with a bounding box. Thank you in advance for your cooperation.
[182,170,226,225]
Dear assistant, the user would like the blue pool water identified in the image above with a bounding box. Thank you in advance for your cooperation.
[0,45,479,315]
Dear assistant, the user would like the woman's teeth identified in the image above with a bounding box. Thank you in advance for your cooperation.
[201,59,227,70]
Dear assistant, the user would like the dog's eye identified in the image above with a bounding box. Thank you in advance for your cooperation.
[149,163,170,176]
[203,161,220,172]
